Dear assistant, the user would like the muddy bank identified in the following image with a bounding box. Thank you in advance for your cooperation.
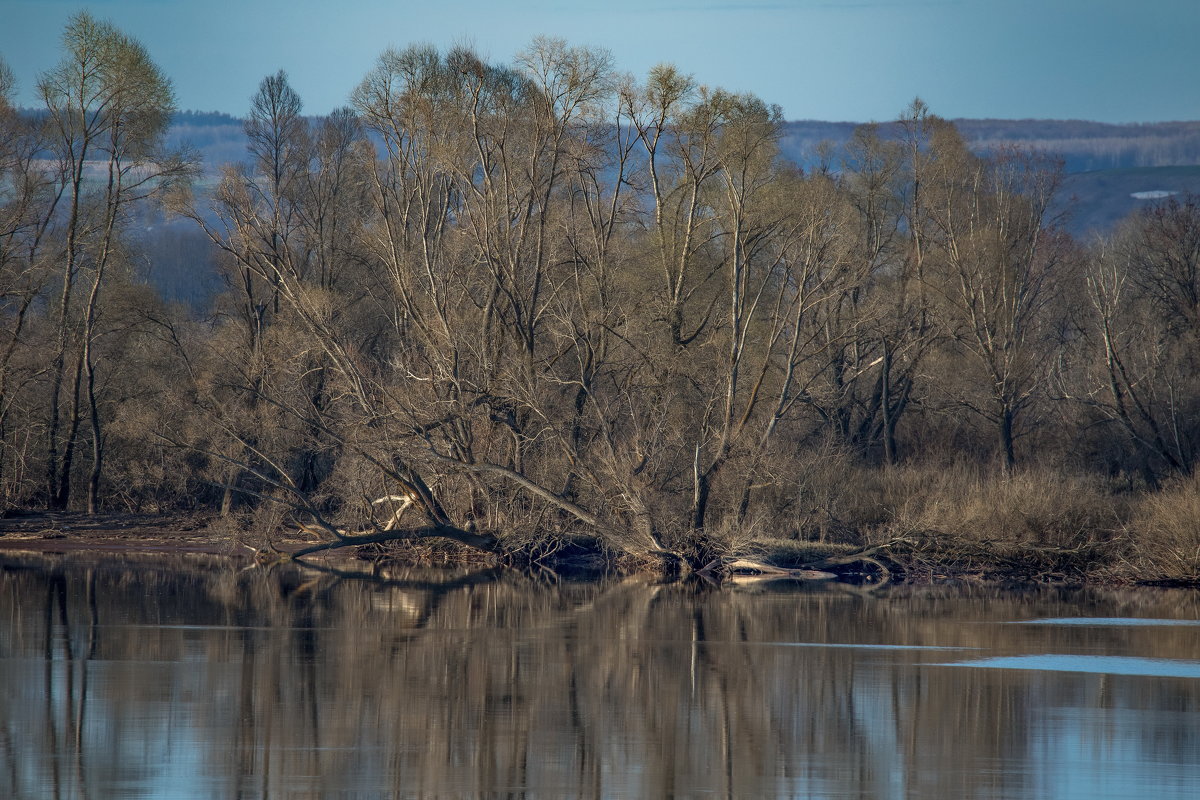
[0,511,256,559]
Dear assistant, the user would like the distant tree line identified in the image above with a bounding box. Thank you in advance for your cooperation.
[783,119,1200,173]
[1,14,1197,567]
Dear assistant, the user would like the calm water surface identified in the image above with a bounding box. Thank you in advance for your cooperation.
[1,553,1199,799]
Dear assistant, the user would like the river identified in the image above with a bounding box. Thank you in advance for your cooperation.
[1,553,1198,798]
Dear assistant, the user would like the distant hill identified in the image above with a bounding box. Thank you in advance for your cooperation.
[955,119,1200,172]
[1059,166,1200,237]
[779,119,1200,236]
[23,109,1198,176]
[780,119,1200,173]
[166,110,248,169]
[167,112,1200,187]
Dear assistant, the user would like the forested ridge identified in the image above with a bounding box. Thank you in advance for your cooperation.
[1,14,1198,579]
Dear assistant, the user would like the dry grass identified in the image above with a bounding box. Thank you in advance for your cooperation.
[1126,472,1200,582]
[876,463,1125,549]
[734,461,1138,581]
[745,460,1200,584]
[869,464,1137,581]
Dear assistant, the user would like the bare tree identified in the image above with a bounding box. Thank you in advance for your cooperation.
[924,140,1069,469]
[0,56,56,505]
[36,11,190,511]
[1083,197,1200,475]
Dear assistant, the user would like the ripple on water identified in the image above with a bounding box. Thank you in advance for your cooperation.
[936,655,1200,679]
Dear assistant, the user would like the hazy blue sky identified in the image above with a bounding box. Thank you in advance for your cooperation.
[1,0,1196,122]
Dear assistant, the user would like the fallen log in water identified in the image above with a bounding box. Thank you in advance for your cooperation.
[721,558,838,581]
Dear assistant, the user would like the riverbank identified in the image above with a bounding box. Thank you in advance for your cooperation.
[2,505,1196,588]
[0,512,255,559]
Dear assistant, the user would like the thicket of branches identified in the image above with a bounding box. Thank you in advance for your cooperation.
[2,17,1198,568]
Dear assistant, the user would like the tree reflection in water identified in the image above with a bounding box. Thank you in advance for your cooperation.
[1,554,1198,799]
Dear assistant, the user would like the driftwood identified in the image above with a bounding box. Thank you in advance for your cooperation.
[800,543,897,585]
[372,495,414,530]
[710,540,900,586]
[720,558,837,581]
[286,523,497,559]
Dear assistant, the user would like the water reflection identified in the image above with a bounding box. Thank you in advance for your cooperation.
[1,553,1198,799]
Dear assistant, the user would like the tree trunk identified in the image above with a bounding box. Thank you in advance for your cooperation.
[1000,408,1016,471]
[691,445,711,532]
[881,344,896,464]
[86,357,102,514]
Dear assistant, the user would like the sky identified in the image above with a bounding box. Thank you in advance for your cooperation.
[0,0,1196,123]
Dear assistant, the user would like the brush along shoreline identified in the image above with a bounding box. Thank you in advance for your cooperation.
[1,510,1195,588]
